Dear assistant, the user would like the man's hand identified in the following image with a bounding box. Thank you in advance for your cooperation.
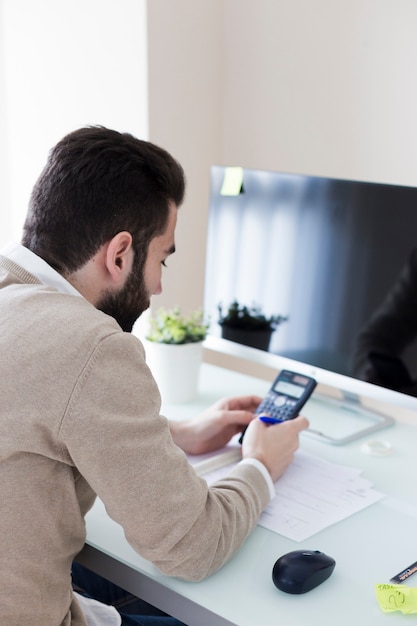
[241,415,309,482]
[169,395,309,483]
[169,395,263,455]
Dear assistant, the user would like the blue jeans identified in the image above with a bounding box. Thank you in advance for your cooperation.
[72,562,187,626]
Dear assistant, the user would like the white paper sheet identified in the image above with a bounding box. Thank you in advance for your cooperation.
[190,446,384,542]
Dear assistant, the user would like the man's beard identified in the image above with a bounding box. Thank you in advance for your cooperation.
[96,260,150,333]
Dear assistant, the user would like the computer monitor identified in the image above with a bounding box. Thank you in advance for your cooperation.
[204,166,417,391]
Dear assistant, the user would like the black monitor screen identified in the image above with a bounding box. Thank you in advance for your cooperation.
[204,166,417,390]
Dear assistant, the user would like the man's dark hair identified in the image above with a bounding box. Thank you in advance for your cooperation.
[22,126,185,274]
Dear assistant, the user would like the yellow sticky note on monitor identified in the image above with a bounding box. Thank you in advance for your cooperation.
[375,583,417,614]
[220,167,244,196]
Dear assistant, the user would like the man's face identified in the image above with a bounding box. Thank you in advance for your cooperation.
[97,203,177,332]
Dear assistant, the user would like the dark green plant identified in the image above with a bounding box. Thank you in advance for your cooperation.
[218,300,288,331]
[146,306,209,344]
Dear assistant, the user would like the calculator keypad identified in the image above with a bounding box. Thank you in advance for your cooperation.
[258,393,298,421]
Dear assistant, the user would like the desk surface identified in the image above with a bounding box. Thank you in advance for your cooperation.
[78,363,417,626]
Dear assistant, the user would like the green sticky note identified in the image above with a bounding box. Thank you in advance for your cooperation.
[220,167,244,196]
[375,583,417,614]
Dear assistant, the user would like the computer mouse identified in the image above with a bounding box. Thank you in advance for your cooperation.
[272,549,335,594]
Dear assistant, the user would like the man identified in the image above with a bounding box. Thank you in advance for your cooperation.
[0,126,308,625]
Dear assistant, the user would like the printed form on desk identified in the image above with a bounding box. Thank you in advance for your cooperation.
[189,442,383,542]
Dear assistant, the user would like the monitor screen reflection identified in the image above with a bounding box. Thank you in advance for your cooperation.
[204,166,417,396]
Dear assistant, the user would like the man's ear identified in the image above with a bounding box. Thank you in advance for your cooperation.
[104,231,133,284]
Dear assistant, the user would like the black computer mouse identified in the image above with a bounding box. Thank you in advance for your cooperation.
[272,549,336,594]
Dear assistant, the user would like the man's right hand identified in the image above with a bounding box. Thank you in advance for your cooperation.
[241,415,309,483]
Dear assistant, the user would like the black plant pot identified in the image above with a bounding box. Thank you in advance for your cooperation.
[220,326,273,351]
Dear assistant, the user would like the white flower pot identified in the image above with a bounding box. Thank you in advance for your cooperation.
[143,340,203,404]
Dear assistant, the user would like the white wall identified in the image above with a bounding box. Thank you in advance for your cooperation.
[146,0,223,314]
[2,0,417,317]
[0,0,148,247]
[222,0,417,186]
[0,0,12,240]
[147,0,417,319]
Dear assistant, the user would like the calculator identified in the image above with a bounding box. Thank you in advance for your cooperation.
[239,369,317,443]
[256,369,317,421]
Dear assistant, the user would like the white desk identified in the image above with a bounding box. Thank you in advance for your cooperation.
[77,362,417,626]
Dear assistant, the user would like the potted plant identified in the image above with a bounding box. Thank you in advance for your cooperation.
[144,307,209,403]
[218,300,288,351]
[146,307,209,344]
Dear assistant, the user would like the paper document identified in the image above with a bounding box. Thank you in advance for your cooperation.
[189,445,384,542]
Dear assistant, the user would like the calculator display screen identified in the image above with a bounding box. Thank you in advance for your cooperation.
[273,380,305,399]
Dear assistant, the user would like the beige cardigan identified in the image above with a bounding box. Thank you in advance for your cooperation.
[0,256,270,626]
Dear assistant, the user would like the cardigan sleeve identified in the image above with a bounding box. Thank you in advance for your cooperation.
[59,332,271,581]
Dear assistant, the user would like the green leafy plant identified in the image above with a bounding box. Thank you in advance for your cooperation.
[218,300,288,331]
[146,306,209,344]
